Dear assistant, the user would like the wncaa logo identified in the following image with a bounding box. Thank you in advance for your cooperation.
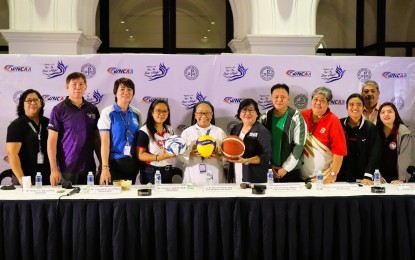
[107,67,134,74]
[286,70,311,77]
[224,97,244,103]
[142,96,168,103]
[382,72,407,79]
[4,65,32,72]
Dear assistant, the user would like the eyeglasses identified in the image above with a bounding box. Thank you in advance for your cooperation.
[195,112,213,117]
[241,108,256,114]
[24,98,41,104]
[154,109,169,114]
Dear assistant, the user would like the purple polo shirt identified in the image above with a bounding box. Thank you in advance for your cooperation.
[48,97,100,173]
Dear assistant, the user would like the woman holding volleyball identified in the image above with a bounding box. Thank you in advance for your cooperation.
[136,99,177,184]
[228,98,272,184]
[179,101,227,185]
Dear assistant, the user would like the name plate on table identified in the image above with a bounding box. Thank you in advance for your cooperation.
[269,184,301,192]
[398,184,415,191]
[327,184,359,191]
[156,184,188,192]
[23,188,60,194]
[204,185,236,192]
[89,186,121,194]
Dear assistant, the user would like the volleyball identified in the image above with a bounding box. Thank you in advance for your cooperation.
[165,135,187,155]
[221,135,245,160]
[196,135,217,158]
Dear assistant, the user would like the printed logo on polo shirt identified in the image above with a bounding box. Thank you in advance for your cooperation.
[223,63,248,81]
[226,121,240,135]
[43,60,68,79]
[85,89,104,105]
[4,65,32,72]
[224,97,244,104]
[321,65,346,83]
[391,96,405,110]
[142,96,168,103]
[357,68,372,82]
[330,99,345,105]
[260,66,275,81]
[81,63,96,79]
[107,67,133,75]
[294,94,308,109]
[144,63,170,81]
[257,95,273,110]
[320,128,326,134]
[87,113,96,120]
[382,72,407,79]
[184,65,199,80]
[286,70,311,77]
[181,91,206,110]
[13,90,24,104]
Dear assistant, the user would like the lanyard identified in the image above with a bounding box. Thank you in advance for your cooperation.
[196,126,211,137]
[28,121,42,153]
[118,110,132,142]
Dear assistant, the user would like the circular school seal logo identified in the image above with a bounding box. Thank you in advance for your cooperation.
[260,66,275,81]
[389,142,397,150]
[81,63,96,79]
[294,94,308,109]
[391,96,404,110]
[226,121,240,135]
[13,90,24,104]
[357,68,372,82]
[184,65,199,80]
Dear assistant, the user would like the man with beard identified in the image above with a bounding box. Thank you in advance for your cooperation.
[361,80,381,124]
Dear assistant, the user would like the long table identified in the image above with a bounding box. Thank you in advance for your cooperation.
[1,184,415,260]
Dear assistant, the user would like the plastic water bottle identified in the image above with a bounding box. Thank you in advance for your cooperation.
[154,170,162,186]
[373,169,381,186]
[267,169,274,187]
[35,172,42,189]
[87,171,94,187]
[206,171,213,185]
[316,170,323,190]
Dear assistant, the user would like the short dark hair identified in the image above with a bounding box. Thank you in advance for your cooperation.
[271,83,290,95]
[235,98,260,120]
[191,101,216,125]
[17,89,44,117]
[376,102,404,130]
[145,99,171,141]
[113,78,135,102]
[346,93,364,108]
[66,72,86,84]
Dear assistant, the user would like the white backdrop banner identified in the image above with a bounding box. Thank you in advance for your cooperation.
[1,54,414,172]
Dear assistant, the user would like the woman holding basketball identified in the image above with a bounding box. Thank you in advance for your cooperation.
[179,101,227,185]
[228,99,272,184]
[136,99,177,184]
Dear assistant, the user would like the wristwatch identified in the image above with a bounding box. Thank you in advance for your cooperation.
[330,171,337,176]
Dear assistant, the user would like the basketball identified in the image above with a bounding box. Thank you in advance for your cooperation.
[196,135,217,158]
[221,135,245,160]
[165,135,187,155]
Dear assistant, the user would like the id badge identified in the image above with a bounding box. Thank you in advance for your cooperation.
[199,163,207,174]
[123,144,131,156]
[37,152,44,164]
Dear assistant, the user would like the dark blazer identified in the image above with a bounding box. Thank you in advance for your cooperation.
[229,121,272,183]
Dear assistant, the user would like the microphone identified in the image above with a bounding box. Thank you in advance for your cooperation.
[305,178,312,189]
[67,187,80,196]
[240,183,253,189]
[172,175,183,184]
